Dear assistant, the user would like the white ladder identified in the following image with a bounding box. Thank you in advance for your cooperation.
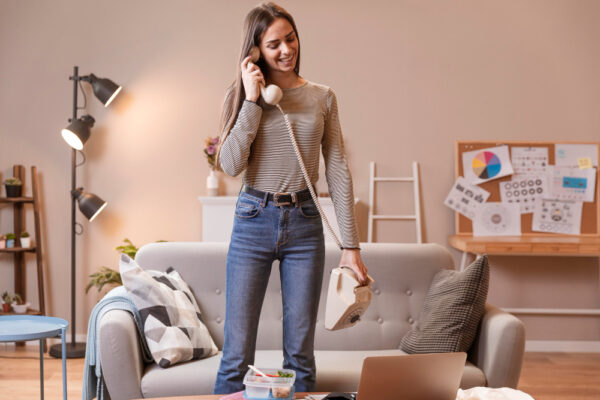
[367,161,423,243]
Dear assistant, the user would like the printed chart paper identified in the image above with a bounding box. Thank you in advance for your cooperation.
[473,202,521,237]
[532,199,583,235]
[548,166,597,203]
[500,175,548,214]
[555,144,598,167]
[511,147,549,174]
[462,145,514,184]
[444,177,491,220]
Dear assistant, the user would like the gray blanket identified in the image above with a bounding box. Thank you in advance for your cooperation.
[82,286,152,400]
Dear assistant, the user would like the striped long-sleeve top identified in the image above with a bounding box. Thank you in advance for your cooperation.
[218,80,360,248]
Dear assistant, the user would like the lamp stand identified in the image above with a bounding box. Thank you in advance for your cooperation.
[50,66,87,359]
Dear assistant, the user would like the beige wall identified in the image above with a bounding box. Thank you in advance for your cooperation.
[1,0,599,343]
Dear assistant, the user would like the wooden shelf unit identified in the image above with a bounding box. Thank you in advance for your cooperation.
[0,247,37,253]
[0,309,42,316]
[0,197,34,204]
[0,165,46,318]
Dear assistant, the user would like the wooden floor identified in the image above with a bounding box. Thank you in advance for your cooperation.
[1,344,599,399]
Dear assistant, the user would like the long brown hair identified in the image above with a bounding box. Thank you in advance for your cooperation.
[215,2,301,169]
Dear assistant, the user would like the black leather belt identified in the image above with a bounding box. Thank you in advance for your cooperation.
[242,185,313,206]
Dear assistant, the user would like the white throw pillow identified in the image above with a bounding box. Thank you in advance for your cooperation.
[119,254,218,367]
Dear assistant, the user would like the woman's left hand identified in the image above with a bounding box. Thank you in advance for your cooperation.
[338,249,369,285]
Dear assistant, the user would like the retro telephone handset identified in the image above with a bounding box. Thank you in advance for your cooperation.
[248,46,374,331]
[248,46,283,105]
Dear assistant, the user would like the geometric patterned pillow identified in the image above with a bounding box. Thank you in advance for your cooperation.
[119,254,218,367]
[400,255,489,354]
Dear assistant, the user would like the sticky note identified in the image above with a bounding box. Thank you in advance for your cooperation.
[578,157,593,169]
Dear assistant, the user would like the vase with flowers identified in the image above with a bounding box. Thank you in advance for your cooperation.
[204,136,220,196]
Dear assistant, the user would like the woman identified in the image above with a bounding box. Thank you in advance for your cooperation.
[214,2,368,394]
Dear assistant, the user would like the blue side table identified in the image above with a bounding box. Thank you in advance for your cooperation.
[0,315,68,400]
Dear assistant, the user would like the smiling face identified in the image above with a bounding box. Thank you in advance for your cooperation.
[259,18,299,74]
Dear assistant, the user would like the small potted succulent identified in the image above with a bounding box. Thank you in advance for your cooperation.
[3,177,23,198]
[0,235,5,249]
[20,231,31,248]
[5,233,15,248]
[11,293,29,314]
[2,292,12,312]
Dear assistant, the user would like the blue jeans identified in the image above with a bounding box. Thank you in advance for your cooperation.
[213,190,325,394]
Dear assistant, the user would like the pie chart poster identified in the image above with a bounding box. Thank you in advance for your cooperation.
[462,145,514,185]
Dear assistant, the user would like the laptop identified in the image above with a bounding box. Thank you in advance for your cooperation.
[320,352,466,400]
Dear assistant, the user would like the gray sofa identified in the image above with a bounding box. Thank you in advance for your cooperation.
[98,242,525,399]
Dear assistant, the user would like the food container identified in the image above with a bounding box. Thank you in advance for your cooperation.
[243,368,296,400]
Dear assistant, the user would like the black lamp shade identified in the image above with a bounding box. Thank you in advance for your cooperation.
[61,115,95,150]
[88,74,122,106]
[72,188,107,221]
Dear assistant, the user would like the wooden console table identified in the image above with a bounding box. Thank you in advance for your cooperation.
[134,393,326,400]
[199,195,358,243]
[450,234,600,266]
[450,234,600,316]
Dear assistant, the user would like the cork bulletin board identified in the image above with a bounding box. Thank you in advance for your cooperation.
[454,141,600,236]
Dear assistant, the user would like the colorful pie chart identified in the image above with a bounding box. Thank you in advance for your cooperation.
[472,151,502,180]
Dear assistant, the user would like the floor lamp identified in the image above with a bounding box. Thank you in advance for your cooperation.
[49,66,121,359]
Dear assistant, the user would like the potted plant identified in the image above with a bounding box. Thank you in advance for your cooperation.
[86,238,139,296]
[86,266,123,296]
[11,293,29,314]
[1,292,12,312]
[20,231,31,248]
[114,238,140,259]
[5,233,15,248]
[3,177,22,198]
[87,238,166,300]
[0,235,5,249]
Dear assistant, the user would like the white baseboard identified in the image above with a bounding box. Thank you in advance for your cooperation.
[525,340,600,352]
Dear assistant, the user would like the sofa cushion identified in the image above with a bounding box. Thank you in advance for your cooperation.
[140,350,486,397]
[120,254,218,368]
[142,353,223,397]
[400,255,489,353]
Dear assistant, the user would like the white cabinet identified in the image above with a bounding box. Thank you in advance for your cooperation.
[199,196,357,243]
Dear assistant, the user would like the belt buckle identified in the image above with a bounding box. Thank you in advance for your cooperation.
[274,192,297,206]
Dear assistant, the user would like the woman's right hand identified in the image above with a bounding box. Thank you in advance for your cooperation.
[241,56,265,103]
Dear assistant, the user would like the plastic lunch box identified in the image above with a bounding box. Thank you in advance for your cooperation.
[243,368,296,400]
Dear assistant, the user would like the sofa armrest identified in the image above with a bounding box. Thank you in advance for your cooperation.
[468,304,525,389]
[99,309,145,399]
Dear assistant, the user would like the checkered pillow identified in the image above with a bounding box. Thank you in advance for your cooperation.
[119,254,218,367]
[400,255,489,353]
